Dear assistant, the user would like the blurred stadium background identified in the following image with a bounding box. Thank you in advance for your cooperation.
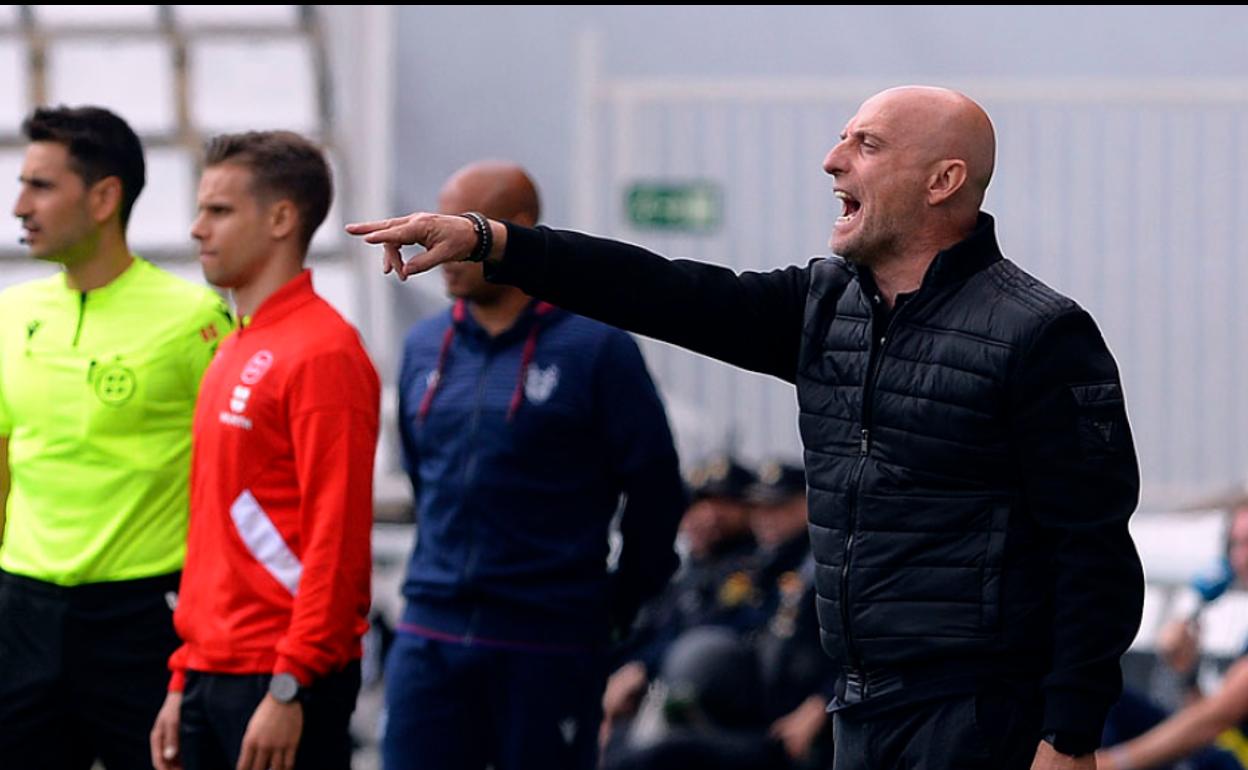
[2,6,1246,765]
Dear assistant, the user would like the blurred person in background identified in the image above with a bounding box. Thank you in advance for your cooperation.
[606,461,835,770]
[381,160,686,770]
[1096,502,1248,770]
[601,454,759,755]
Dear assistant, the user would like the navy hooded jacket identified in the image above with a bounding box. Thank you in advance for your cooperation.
[396,299,686,649]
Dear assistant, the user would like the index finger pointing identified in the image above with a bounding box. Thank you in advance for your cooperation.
[345,218,402,235]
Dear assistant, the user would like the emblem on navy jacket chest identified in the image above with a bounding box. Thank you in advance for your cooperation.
[524,363,559,404]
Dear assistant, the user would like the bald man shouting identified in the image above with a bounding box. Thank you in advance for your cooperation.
[352,89,1144,770]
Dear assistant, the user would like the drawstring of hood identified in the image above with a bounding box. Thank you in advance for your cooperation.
[418,298,554,423]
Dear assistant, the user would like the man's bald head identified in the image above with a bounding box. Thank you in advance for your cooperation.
[437,160,541,226]
[862,86,995,209]
[823,86,996,266]
[437,161,539,305]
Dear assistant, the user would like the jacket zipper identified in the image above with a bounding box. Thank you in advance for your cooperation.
[458,344,495,644]
[839,292,911,692]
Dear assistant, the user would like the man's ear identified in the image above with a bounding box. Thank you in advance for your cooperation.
[269,199,299,241]
[927,159,968,206]
[88,176,123,225]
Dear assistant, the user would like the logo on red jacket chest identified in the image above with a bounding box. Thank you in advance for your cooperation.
[219,349,275,430]
[240,350,274,385]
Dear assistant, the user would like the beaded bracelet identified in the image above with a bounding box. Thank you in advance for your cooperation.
[459,211,492,262]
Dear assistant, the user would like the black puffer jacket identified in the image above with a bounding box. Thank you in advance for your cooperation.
[490,212,1144,743]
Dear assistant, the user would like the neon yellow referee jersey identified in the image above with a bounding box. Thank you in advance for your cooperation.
[0,258,233,585]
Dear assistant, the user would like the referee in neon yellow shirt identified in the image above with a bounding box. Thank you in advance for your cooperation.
[0,106,233,769]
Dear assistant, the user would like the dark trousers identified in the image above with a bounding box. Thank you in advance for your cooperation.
[831,690,1043,770]
[382,632,607,770]
[0,569,181,770]
[605,730,795,770]
[179,661,361,770]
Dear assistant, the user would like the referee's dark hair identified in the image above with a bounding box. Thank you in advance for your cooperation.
[23,105,147,227]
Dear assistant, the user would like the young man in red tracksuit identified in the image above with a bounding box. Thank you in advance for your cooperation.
[150,131,380,770]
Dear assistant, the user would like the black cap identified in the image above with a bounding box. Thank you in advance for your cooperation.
[746,460,806,506]
[687,454,757,502]
[660,626,762,729]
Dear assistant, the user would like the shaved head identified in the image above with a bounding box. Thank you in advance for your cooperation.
[823,86,995,268]
[863,86,995,206]
[437,160,541,226]
[437,160,541,305]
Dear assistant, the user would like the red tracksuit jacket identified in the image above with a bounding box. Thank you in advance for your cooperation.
[169,271,379,689]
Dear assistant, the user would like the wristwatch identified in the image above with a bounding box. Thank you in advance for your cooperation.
[268,672,305,705]
[1042,730,1098,757]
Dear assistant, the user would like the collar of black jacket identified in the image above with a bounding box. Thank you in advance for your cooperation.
[847,211,1003,296]
[922,211,1003,289]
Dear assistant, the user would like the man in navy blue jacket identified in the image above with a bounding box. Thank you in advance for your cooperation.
[383,161,686,770]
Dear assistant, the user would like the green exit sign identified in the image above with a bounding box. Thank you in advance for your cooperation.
[626,182,721,232]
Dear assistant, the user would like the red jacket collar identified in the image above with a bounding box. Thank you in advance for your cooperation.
[242,270,316,329]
